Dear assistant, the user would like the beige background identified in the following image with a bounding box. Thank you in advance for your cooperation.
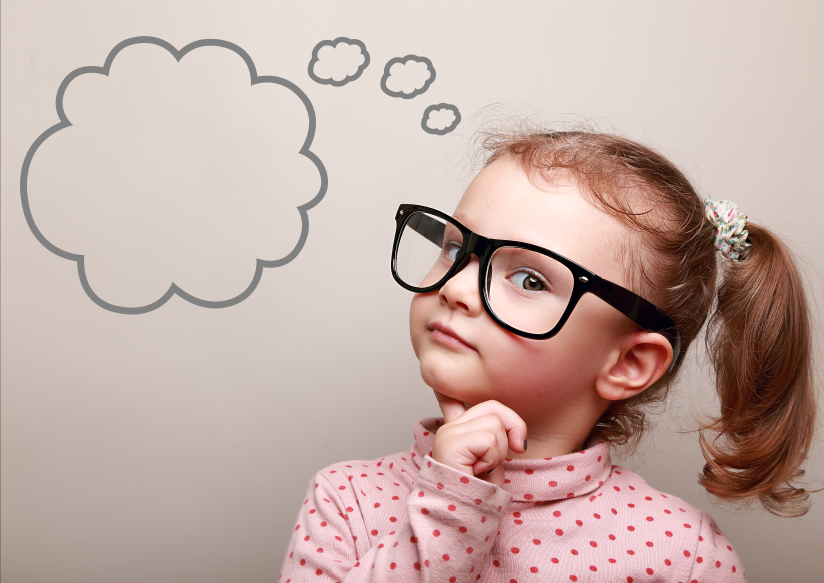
[2,1,823,582]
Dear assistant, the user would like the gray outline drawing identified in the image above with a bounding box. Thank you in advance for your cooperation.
[421,103,461,135]
[380,55,436,99]
[308,37,370,87]
[20,36,328,315]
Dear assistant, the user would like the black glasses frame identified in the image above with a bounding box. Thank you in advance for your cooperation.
[392,204,683,374]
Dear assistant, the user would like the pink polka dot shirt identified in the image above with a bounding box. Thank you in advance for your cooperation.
[279,417,745,582]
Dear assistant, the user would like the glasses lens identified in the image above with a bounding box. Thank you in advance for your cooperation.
[485,246,575,335]
[395,211,464,289]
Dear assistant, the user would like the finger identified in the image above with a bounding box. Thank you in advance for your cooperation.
[437,430,501,476]
[447,400,528,454]
[435,415,510,477]
[433,390,468,424]
[441,415,511,467]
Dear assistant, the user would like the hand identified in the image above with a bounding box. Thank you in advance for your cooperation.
[431,390,528,489]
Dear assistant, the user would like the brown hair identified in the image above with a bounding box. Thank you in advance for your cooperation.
[481,130,818,517]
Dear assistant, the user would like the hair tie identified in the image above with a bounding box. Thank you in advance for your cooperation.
[704,198,751,261]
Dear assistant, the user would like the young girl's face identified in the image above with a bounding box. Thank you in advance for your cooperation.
[409,155,642,430]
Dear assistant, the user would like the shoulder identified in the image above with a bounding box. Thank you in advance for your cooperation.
[308,450,420,502]
[606,465,746,580]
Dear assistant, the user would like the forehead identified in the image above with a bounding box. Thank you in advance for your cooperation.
[454,155,632,283]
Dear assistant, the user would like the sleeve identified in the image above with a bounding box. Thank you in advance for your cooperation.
[278,455,513,583]
[685,511,746,582]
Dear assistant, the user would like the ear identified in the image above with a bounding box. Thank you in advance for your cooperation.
[595,331,674,401]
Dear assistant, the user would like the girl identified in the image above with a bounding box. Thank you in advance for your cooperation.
[278,130,817,582]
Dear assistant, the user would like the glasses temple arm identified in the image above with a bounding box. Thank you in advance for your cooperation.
[591,279,683,374]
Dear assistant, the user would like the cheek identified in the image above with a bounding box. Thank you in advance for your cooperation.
[409,293,431,357]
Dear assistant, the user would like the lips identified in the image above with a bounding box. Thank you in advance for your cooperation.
[429,321,476,351]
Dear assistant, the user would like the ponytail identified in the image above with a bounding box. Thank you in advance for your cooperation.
[701,223,819,517]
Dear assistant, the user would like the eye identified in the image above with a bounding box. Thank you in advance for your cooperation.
[444,242,461,262]
[510,270,546,291]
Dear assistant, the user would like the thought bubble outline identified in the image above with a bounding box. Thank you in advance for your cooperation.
[308,36,370,87]
[380,54,436,99]
[20,36,328,315]
[421,103,461,135]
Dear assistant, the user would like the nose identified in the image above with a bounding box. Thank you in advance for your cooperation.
[438,254,484,315]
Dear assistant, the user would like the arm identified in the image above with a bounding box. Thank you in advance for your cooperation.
[685,511,746,582]
[279,456,512,583]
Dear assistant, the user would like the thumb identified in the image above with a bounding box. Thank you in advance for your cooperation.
[433,389,467,424]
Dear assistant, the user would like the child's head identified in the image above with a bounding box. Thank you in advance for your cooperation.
[403,130,817,517]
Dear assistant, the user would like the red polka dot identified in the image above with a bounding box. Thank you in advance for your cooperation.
[390,563,396,570]
[567,465,575,471]
[421,509,429,515]
[525,469,534,474]
[646,568,654,575]
[609,534,616,540]
[533,538,542,545]
[665,559,672,566]
[628,503,635,508]
[608,559,616,563]
[555,529,564,536]
[549,481,558,487]
[410,536,418,543]
[571,549,579,555]
[511,547,520,554]
[593,513,601,519]
[300,560,306,566]
[665,531,673,537]
[551,558,559,564]
[575,520,583,526]
[683,550,691,557]
[614,486,621,491]
[424,560,429,567]
[525,494,534,500]
[316,569,322,575]
[467,547,474,554]
[460,477,470,484]
[371,529,378,536]
[481,516,487,523]
[589,541,597,547]
[697,557,703,563]
[553,511,561,517]
[443,554,450,561]
[436,484,443,491]
[432,530,440,537]
[530,567,539,573]
[449,578,456,583]
[627,550,635,555]
[316,548,323,553]
[493,560,501,567]
[448,504,457,511]
[417,491,424,497]
[459,526,467,533]
[570,576,577,582]
[413,562,420,570]
[589,566,597,572]
[683,523,692,528]
[475,498,483,505]
[732,566,737,573]
[646,541,654,547]
[646,516,653,521]
[627,578,633,583]
[628,526,635,531]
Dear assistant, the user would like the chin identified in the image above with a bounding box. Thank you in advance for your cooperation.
[418,355,483,403]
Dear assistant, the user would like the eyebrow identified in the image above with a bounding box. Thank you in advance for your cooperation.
[452,211,471,226]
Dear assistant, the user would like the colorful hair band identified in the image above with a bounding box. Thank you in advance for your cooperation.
[704,198,751,261]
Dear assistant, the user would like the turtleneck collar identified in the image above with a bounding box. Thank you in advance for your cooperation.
[411,417,612,503]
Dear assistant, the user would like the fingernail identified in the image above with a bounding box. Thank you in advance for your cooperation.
[486,466,495,475]
[523,438,528,451]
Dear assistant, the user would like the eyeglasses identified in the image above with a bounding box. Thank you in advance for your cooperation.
[391,204,682,374]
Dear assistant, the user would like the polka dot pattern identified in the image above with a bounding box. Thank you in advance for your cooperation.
[279,417,746,582]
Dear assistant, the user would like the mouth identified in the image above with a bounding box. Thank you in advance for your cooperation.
[429,322,477,352]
